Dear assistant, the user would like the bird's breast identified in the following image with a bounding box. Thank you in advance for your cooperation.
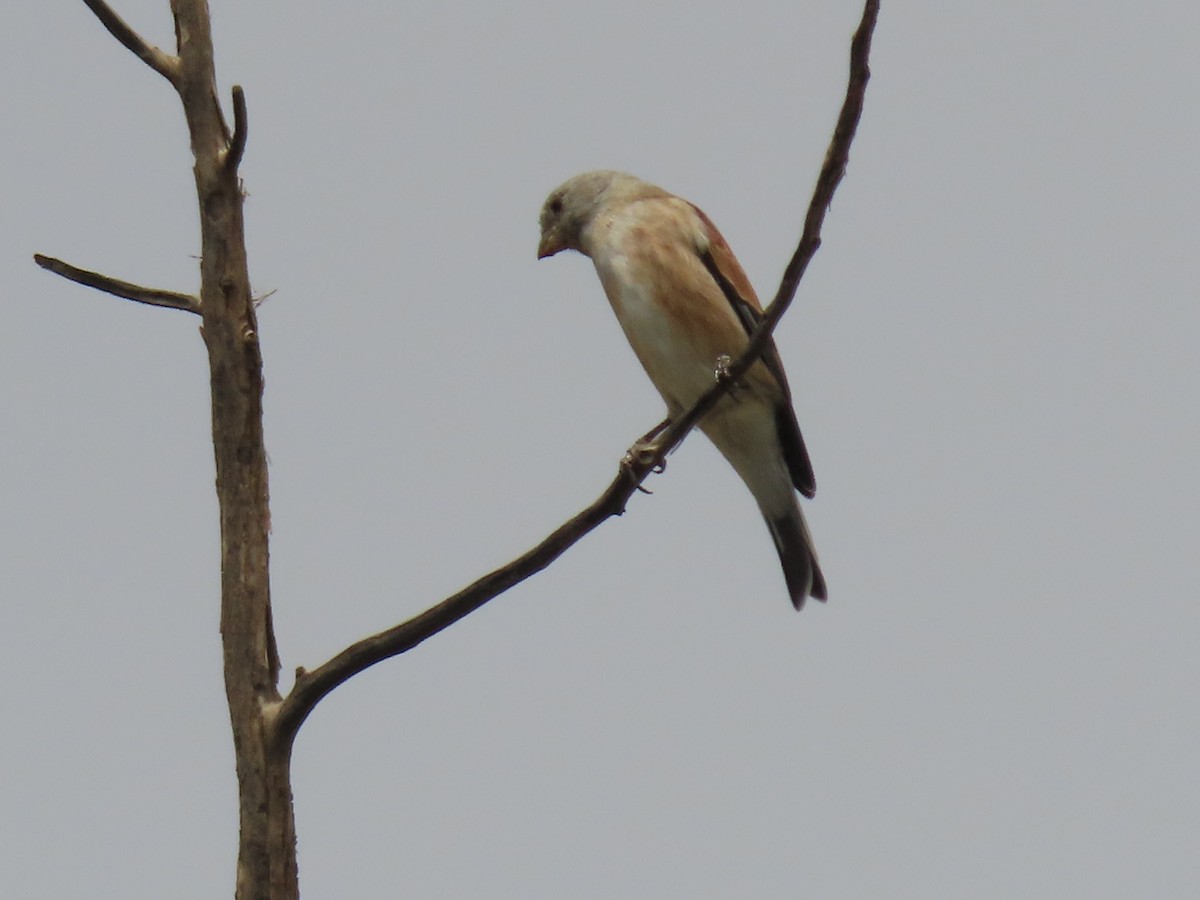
[594,252,745,414]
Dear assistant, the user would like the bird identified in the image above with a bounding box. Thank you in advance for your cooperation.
[537,170,826,608]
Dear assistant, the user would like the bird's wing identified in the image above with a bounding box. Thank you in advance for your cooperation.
[690,204,817,498]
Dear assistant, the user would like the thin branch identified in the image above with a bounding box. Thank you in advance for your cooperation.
[274,475,636,740]
[33,254,201,314]
[225,85,248,172]
[81,0,181,86]
[274,0,880,745]
[769,0,879,323]
[649,0,879,457]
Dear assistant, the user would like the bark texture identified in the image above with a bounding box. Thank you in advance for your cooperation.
[167,3,295,895]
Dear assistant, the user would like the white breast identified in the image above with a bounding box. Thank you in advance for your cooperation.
[592,246,720,414]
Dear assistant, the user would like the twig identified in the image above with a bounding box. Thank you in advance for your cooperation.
[33,254,201,314]
[769,0,879,325]
[273,0,880,744]
[226,85,248,172]
[81,0,181,86]
[648,0,879,461]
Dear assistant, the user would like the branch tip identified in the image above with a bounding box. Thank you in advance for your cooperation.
[226,85,248,171]
[34,253,201,315]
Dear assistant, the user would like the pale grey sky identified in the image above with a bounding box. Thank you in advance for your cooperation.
[2,2,1197,898]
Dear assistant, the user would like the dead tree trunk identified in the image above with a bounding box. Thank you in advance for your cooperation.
[44,2,297,896]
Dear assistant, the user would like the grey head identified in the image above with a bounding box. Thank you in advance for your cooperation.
[537,170,663,259]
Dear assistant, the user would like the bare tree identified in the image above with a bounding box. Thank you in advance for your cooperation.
[34,1,879,897]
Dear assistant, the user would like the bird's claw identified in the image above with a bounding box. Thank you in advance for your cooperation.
[622,440,667,475]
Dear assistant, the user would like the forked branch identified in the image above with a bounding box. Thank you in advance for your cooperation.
[273,0,881,745]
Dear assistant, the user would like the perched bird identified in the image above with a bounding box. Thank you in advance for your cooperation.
[537,170,826,608]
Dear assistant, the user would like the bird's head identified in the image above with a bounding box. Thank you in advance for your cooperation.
[537,170,645,260]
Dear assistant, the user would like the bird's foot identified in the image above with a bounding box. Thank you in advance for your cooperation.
[714,354,743,397]
[622,437,668,494]
[623,439,667,473]
[714,353,733,382]
[622,417,671,492]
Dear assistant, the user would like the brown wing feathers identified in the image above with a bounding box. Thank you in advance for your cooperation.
[693,211,817,499]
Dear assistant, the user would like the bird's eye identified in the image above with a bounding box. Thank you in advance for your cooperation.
[548,196,564,216]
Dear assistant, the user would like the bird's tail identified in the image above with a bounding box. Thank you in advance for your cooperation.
[764,503,827,610]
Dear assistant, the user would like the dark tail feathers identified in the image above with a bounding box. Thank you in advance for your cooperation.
[765,509,827,610]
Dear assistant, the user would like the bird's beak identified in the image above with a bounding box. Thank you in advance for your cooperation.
[537,232,563,260]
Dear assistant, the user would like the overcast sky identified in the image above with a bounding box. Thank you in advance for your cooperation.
[2,2,1197,898]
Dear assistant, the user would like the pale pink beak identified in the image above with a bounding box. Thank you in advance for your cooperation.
[537,233,564,259]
